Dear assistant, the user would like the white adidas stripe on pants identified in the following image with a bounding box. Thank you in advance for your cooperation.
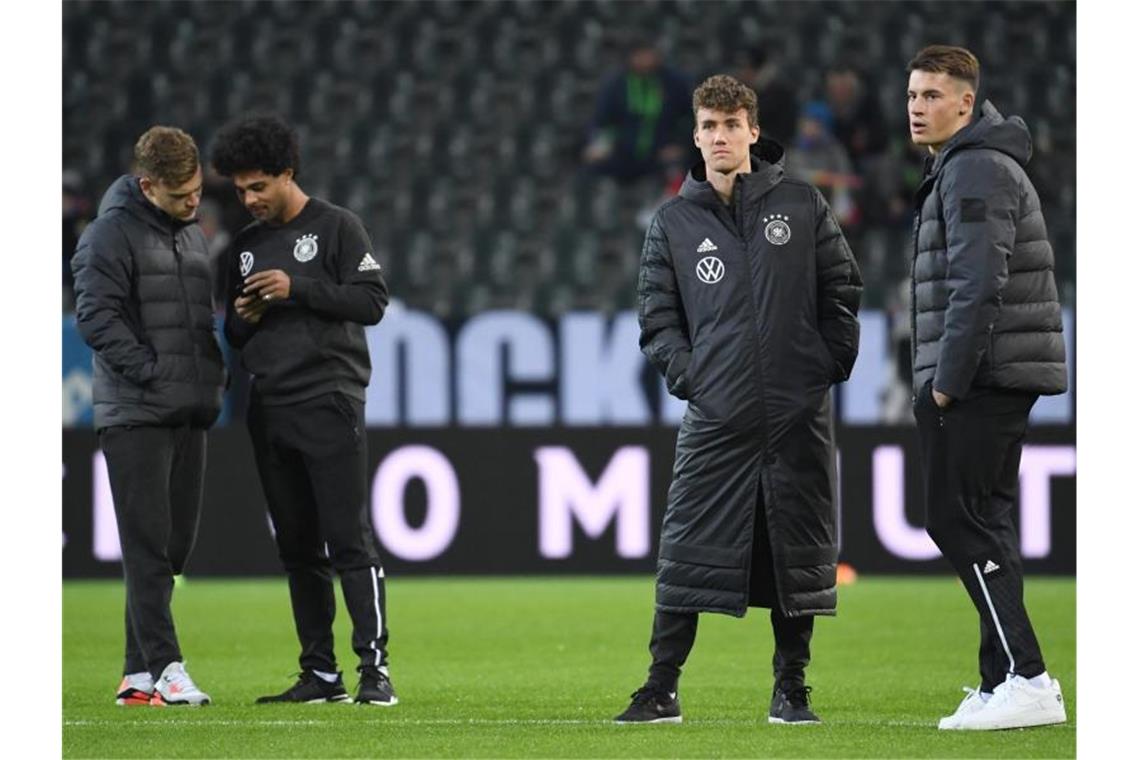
[369,566,384,668]
[972,562,1016,674]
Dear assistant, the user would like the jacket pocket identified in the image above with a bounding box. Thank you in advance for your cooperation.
[114,373,144,403]
[810,333,839,384]
[665,350,694,400]
[329,393,362,442]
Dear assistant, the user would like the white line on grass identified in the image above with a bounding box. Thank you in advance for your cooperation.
[63,717,979,729]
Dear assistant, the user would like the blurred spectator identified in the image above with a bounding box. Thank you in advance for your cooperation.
[825,62,889,167]
[582,35,695,185]
[784,101,859,228]
[731,47,797,148]
[62,169,92,312]
[823,62,905,308]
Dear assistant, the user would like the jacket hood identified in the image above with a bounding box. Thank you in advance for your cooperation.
[930,100,1033,175]
[680,138,785,208]
[97,174,196,232]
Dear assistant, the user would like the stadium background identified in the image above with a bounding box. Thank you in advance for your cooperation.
[61,0,1076,579]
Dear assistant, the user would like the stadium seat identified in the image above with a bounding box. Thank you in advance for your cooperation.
[63,0,1075,320]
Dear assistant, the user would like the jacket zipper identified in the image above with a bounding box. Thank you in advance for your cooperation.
[172,232,204,409]
[909,208,921,402]
[728,179,776,613]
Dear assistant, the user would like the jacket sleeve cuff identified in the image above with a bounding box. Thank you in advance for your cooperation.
[932,368,970,400]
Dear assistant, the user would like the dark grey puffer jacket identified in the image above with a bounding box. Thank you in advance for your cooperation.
[639,141,862,618]
[912,101,1067,398]
[72,175,225,430]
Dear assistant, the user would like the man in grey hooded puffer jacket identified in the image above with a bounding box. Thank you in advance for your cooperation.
[906,45,1067,732]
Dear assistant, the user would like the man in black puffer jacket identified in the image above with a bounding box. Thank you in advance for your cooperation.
[906,45,1068,731]
[72,126,225,707]
[614,75,862,726]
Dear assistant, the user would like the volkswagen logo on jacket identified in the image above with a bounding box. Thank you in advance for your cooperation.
[696,255,724,284]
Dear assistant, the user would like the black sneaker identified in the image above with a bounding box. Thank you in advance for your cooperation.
[355,667,398,706]
[768,685,821,724]
[255,671,351,704]
[613,685,682,724]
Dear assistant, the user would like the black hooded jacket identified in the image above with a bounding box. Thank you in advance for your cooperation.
[638,140,862,617]
[912,101,1067,398]
[71,175,225,430]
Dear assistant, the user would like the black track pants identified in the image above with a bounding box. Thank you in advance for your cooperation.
[248,393,389,673]
[914,382,1046,692]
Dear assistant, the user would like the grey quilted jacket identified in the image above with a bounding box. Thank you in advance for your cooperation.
[911,101,1067,398]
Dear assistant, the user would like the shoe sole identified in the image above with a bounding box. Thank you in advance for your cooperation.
[613,716,682,724]
[150,695,210,707]
[955,713,1066,730]
[768,717,821,725]
[256,696,352,704]
[356,697,399,706]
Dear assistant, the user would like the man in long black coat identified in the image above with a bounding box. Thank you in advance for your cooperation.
[615,75,862,725]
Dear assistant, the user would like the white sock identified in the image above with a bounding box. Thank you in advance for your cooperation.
[313,669,339,683]
[1026,671,1051,689]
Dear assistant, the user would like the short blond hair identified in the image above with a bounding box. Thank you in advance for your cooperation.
[133,126,199,186]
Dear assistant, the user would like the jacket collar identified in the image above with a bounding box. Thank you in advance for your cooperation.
[680,138,786,209]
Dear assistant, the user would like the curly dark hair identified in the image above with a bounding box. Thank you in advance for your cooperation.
[692,74,759,128]
[210,114,301,179]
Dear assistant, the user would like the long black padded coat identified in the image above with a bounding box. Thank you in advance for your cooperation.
[638,140,862,618]
[72,175,225,430]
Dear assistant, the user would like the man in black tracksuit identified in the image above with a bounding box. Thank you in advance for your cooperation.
[615,75,862,725]
[210,115,396,706]
[906,46,1067,731]
[72,127,225,707]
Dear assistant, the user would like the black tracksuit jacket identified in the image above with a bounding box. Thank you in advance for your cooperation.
[223,197,389,405]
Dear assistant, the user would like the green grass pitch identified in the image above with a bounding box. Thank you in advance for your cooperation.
[63,576,1074,758]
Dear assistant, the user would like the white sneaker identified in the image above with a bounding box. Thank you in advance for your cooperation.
[115,671,155,706]
[954,675,1065,730]
[937,686,988,729]
[151,661,211,706]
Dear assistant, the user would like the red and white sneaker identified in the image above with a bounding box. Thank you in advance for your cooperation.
[115,672,154,706]
[149,661,211,706]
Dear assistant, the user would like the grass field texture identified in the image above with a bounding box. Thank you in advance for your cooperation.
[63,576,1075,758]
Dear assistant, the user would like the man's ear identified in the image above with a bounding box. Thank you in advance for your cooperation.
[960,89,975,115]
[750,125,760,144]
